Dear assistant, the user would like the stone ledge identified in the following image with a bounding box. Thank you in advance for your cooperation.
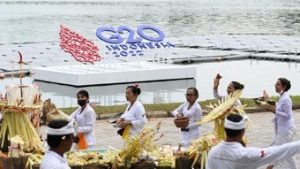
[96,106,300,120]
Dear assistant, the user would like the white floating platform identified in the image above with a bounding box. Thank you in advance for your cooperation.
[1,35,300,71]
[33,62,196,86]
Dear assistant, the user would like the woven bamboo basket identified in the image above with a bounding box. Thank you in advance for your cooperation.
[131,160,157,169]
[174,117,189,128]
[0,156,28,169]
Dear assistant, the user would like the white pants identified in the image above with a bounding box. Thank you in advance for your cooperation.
[271,129,297,169]
[181,128,200,148]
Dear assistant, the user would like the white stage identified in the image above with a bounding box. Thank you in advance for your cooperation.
[33,62,196,86]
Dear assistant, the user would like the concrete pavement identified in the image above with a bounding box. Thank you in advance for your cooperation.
[93,109,300,168]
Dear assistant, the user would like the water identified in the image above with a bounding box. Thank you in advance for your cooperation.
[1,0,300,107]
[1,60,299,108]
[0,0,300,44]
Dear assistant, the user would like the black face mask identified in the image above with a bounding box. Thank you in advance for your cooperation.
[77,99,87,107]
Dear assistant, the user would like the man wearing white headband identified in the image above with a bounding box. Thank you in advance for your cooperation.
[206,114,300,169]
[40,120,75,169]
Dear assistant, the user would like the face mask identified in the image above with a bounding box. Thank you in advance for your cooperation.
[77,99,87,107]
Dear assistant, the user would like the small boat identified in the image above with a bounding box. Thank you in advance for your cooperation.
[0,70,31,79]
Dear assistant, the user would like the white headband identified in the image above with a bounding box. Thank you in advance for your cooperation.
[47,121,75,136]
[224,115,249,130]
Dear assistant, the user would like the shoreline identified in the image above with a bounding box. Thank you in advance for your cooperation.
[60,95,300,119]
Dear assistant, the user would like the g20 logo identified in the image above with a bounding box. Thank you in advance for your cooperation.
[96,25,174,57]
[96,25,165,44]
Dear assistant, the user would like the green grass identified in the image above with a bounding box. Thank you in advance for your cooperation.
[291,95,300,104]
[60,95,300,115]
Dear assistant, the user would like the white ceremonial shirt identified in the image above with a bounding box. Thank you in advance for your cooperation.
[120,100,147,137]
[206,141,300,169]
[274,92,296,135]
[173,102,203,147]
[70,104,96,146]
[40,151,71,169]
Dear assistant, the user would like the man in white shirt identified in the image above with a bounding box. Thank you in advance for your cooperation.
[40,120,75,169]
[206,114,300,169]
